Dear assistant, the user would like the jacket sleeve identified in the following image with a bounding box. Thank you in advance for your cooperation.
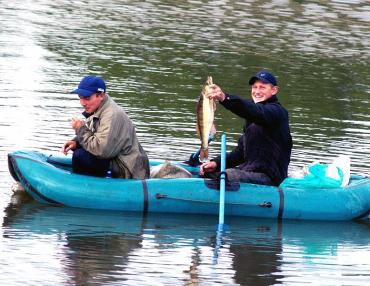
[212,135,245,170]
[221,94,285,127]
[76,110,131,159]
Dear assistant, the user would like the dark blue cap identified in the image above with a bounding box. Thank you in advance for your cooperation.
[72,75,106,97]
[249,70,277,86]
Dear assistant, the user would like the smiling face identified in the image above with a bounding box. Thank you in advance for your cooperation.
[79,92,105,114]
[251,80,278,103]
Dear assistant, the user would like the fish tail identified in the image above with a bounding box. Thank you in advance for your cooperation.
[210,124,216,137]
[199,148,209,162]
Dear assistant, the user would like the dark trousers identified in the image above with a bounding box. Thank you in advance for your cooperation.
[72,148,110,177]
[205,168,272,186]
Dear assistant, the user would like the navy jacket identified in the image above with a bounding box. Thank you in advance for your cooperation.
[213,94,292,186]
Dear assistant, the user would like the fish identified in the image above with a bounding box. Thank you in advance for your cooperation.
[196,76,216,162]
[150,161,192,179]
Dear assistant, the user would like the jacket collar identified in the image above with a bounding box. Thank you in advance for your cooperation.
[260,95,279,104]
[82,95,110,119]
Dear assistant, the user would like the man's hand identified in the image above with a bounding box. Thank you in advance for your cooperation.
[71,118,85,131]
[199,161,218,176]
[62,140,77,155]
[207,84,226,102]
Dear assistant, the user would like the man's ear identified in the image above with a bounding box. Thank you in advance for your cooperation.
[272,86,279,95]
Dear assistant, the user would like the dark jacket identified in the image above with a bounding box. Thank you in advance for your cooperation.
[213,94,292,186]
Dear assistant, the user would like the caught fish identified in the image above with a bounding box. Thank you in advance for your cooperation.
[196,76,216,162]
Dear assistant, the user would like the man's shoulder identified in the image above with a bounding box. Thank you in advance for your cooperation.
[265,97,288,110]
[100,96,123,114]
[106,98,132,123]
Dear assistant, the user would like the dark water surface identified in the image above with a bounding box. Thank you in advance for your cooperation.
[1,1,369,285]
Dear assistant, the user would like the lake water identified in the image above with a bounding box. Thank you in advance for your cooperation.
[0,1,369,285]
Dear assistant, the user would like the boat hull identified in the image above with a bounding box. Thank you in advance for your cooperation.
[8,150,370,221]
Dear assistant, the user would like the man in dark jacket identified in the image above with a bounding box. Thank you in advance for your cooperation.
[199,70,292,186]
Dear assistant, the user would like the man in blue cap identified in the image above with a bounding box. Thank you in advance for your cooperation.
[63,75,150,179]
[200,70,292,186]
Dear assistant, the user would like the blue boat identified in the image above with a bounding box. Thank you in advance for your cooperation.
[7,150,370,221]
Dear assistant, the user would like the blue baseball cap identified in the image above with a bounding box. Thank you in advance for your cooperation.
[72,75,106,97]
[249,70,277,86]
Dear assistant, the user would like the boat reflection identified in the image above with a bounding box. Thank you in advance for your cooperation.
[2,192,369,285]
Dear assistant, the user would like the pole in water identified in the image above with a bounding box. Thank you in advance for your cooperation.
[213,133,227,265]
[218,133,226,226]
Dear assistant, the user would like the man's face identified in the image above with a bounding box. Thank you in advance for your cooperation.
[251,80,278,103]
[79,93,105,113]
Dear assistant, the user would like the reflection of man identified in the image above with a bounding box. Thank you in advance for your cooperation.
[65,234,142,285]
[63,75,149,178]
[229,223,283,285]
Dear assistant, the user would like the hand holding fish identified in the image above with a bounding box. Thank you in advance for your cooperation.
[207,84,226,102]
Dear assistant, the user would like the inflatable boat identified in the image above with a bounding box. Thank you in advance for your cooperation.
[7,150,370,221]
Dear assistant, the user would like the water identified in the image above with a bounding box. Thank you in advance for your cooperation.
[0,0,369,285]
[2,194,369,286]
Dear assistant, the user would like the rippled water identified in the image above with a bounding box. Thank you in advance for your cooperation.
[2,193,370,286]
[1,1,369,285]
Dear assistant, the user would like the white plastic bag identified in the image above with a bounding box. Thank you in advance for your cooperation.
[329,155,350,187]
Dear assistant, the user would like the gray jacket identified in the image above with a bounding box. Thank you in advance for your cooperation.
[75,95,149,179]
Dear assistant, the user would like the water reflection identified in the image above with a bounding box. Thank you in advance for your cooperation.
[65,232,142,285]
[2,192,369,285]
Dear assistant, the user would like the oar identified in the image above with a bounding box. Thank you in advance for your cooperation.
[185,135,215,166]
[213,133,227,265]
[218,133,227,227]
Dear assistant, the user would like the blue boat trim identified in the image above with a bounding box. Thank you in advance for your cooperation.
[7,154,19,182]
[277,186,284,220]
[46,155,71,169]
[9,156,64,206]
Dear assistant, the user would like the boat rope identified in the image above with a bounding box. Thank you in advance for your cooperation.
[141,180,149,214]
[277,186,284,220]
[155,193,272,208]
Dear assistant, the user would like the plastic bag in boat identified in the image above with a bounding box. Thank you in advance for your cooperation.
[281,155,350,188]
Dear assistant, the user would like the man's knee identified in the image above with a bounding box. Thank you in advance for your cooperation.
[72,148,88,164]
[72,148,109,177]
[226,169,272,185]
